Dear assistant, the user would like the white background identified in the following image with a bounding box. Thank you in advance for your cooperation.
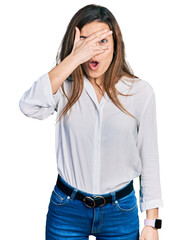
[1,0,181,239]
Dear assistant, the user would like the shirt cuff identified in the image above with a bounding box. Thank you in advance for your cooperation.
[139,198,164,213]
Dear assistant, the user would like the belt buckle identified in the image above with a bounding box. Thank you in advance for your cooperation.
[83,195,106,208]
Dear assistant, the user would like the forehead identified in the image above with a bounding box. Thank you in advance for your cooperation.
[80,21,110,36]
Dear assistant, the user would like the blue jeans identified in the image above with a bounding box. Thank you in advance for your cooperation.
[46,175,140,240]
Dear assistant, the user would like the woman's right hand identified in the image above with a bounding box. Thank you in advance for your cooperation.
[70,27,113,65]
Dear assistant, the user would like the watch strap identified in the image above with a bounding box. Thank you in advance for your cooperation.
[144,219,155,227]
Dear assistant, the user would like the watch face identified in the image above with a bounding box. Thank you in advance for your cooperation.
[155,219,162,229]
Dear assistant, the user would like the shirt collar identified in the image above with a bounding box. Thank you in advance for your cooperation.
[83,75,111,108]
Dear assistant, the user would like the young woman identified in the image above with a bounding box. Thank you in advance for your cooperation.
[19,4,163,240]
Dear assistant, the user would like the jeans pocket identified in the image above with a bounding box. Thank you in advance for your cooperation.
[50,185,70,206]
[116,189,138,212]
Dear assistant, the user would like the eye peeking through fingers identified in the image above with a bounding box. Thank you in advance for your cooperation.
[80,36,86,39]
[100,39,107,43]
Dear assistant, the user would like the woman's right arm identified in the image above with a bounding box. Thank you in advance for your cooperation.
[19,27,112,120]
[19,54,79,120]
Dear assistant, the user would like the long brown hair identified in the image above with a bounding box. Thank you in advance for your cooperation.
[53,4,139,124]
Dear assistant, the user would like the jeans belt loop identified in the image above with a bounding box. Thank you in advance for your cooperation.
[111,191,116,205]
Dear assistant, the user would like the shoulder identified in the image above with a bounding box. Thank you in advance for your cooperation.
[117,75,155,100]
[116,76,156,120]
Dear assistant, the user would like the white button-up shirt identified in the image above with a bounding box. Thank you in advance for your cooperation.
[19,72,163,212]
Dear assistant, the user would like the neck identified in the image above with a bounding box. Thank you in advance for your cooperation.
[87,75,104,87]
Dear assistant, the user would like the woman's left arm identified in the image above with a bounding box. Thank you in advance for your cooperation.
[137,85,164,239]
[137,89,163,212]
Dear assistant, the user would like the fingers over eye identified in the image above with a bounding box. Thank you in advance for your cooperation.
[86,29,111,41]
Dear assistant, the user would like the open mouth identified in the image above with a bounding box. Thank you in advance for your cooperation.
[88,61,100,70]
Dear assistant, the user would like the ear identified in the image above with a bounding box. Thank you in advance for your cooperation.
[74,27,80,44]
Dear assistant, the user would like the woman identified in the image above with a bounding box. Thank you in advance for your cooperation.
[19,4,163,240]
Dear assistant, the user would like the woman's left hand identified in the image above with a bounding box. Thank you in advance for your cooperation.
[140,226,159,240]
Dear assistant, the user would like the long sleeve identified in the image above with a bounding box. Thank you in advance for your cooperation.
[136,90,164,213]
[19,72,60,120]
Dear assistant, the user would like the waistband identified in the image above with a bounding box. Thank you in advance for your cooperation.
[56,174,134,208]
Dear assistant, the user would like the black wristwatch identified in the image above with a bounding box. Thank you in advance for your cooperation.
[144,219,162,229]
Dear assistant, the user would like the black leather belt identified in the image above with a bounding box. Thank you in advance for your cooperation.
[56,175,134,208]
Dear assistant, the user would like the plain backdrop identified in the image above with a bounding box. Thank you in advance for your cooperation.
[1,0,181,239]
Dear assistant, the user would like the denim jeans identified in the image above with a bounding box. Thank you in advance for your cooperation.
[46,175,140,240]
